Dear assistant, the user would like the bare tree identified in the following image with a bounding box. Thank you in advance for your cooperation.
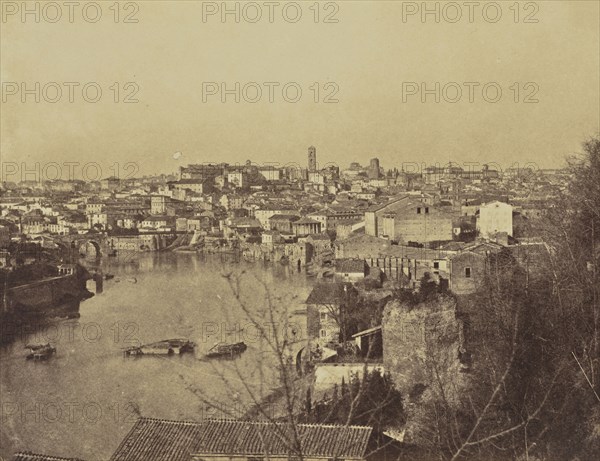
[406,135,600,461]
[169,267,406,460]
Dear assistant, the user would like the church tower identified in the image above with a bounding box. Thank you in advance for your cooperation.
[308,146,317,172]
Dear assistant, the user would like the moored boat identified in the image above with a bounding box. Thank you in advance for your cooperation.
[123,339,195,357]
[123,346,143,357]
[25,343,56,360]
[205,341,247,358]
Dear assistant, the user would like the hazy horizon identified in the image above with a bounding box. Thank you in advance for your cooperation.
[1,1,599,179]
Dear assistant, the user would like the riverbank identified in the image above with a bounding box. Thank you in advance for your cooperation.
[0,252,312,460]
[0,265,94,344]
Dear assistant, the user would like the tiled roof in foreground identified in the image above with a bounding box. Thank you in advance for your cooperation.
[110,418,372,461]
[191,419,372,458]
[12,453,86,461]
[110,419,203,461]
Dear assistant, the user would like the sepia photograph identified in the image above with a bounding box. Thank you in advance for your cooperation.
[0,1,599,460]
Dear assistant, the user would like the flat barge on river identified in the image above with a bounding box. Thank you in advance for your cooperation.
[124,339,195,357]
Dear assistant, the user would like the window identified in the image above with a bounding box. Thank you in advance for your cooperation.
[425,207,429,213]
[465,267,471,278]
[417,207,421,214]
[320,329,327,338]
[320,312,327,321]
[433,261,439,269]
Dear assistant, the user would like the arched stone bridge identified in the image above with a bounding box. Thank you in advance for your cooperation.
[50,232,177,259]
[49,234,110,258]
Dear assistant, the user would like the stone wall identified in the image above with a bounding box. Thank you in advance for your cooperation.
[108,234,171,252]
[241,242,308,265]
[382,296,467,403]
[449,251,487,295]
[393,214,454,244]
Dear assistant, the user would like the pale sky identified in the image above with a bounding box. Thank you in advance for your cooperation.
[1,0,599,180]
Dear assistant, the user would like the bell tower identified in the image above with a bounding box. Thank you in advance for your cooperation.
[308,146,317,172]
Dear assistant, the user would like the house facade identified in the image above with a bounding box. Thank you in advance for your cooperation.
[334,258,368,282]
[381,201,454,244]
[306,282,358,345]
[477,201,513,238]
[269,214,300,233]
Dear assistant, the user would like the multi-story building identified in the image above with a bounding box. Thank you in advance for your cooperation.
[365,194,455,244]
[381,200,455,245]
[219,194,244,211]
[364,195,411,237]
[89,210,119,231]
[150,196,168,215]
[140,215,176,231]
[254,206,299,229]
[169,179,214,195]
[292,217,322,236]
[268,214,300,233]
[309,209,364,232]
[477,201,513,238]
[258,166,282,181]
[227,172,248,188]
[85,200,104,215]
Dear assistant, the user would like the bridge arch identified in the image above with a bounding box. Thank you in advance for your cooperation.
[76,239,102,258]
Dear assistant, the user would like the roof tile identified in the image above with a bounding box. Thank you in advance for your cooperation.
[110,418,372,461]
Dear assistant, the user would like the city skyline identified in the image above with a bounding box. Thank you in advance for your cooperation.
[0,151,569,183]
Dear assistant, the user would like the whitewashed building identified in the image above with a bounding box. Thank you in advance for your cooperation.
[477,201,513,238]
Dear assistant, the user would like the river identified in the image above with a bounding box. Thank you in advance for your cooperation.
[0,253,311,460]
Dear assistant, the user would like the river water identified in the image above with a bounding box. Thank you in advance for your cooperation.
[0,253,311,460]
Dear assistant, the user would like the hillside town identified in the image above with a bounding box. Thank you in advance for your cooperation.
[1,147,563,321]
[3,0,599,457]
[1,146,564,259]
[3,142,592,461]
